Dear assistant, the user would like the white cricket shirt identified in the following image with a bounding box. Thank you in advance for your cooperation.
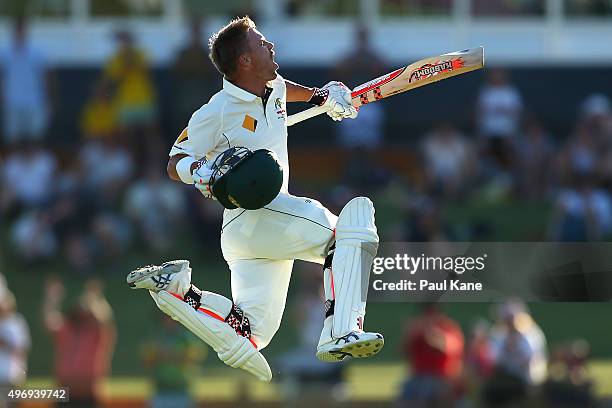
[170,74,289,193]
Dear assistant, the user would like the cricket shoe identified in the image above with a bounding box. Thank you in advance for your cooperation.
[127,260,191,296]
[316,331,384,362]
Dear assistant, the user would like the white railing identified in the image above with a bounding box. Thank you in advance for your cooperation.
[0,0,611,66]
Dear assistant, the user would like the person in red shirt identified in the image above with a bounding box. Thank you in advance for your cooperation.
[398,303,465,406]
[43,277,116,408]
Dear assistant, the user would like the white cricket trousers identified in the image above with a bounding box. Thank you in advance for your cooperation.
[221,192,337,349]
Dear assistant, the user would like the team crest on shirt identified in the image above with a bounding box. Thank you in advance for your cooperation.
[275,98,286,119]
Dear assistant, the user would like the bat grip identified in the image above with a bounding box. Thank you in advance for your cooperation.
[286,105,327,127]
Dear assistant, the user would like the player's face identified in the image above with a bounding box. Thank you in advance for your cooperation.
[245,28,278,81]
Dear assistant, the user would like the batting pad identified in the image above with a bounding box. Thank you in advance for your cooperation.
[330,197,379,338]
[151,291,272,382]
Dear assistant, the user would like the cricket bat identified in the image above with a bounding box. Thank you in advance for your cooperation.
[287,46,484,127]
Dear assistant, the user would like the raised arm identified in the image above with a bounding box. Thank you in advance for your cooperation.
[284,79,357,121]
[285,80,316,103]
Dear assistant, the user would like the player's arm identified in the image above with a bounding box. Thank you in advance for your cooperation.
[167,104,223,197]
[285,80,317,102]
[167,153,199,182]
[285,79,357,120]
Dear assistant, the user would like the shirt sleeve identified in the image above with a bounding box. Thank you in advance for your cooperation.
[169,101,223,160]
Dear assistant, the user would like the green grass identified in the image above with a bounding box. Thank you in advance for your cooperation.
[26,360,612,401]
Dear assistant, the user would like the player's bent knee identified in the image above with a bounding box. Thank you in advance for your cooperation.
[335,196,379,250]
[250,320,280,350]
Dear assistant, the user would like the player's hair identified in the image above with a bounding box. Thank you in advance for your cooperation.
[209,16,256,78]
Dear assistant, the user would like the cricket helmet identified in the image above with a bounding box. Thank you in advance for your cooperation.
[210,147,283,210]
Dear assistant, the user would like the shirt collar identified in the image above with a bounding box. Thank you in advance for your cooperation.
[223,77,274,102]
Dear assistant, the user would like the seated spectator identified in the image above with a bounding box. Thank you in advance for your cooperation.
[91,212,132,260]
[80,80,118,140]
[422,124,476,197]
[2,142,57,211]
[79,136,134,206]
[0,290,30,388]
[124,165,187,251]
[11,210,58,262]
[548,173,612,241]
[399,303,465,406]
[43,277,116,408]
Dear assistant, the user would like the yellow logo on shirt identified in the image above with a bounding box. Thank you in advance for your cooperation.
[175,127,188,143]
[242,115,257,132]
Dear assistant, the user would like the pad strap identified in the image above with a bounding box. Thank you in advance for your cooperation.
[183,285,202,310]
[184,285,252,339]
[226,303,252,339]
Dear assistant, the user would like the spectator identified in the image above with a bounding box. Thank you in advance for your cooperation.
[104,29,156,129]
[103,29,160,161]
[580,93,612,147]
[0,290,30,388]
[405,198,455,241]
[563,122,599,177]
[421,124,476,197]
[124,164,187,251]
[11,210,58,262]
[477,68,523,169]
[43,277,116,407]
[399,304,465,406]
[2,143,57,211]
[489,300,547,385]
[0,16,53,145]
[142,314,205,408]
[543,339,595,407]
[78,136,134,206]
[333,24,386,149]
[80,80,118,140]
[465,320,494,381]
[548,173,612,241]
[171,19,217,126]
[515,118,555,197]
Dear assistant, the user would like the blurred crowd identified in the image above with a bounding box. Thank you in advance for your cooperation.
[396,300,598,408]
[1,14,612,408]
[2,18,612,271]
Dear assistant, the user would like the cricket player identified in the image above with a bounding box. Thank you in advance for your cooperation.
[127,16,383,382]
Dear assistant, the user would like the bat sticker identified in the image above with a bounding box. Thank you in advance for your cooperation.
[409,58,465,82]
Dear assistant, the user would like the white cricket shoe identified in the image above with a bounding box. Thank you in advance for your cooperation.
[316,331,384,362]
[127,260,191,296]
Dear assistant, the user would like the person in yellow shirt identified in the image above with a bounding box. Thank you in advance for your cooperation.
[104,29,157,129]
[80,81,117,139]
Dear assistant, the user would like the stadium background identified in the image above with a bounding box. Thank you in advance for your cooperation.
[1,0,612,406]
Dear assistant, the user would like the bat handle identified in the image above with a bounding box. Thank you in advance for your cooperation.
[286,105,327,127]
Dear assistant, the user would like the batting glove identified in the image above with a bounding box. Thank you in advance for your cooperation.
[314,82,358,121]
[192,160,216,200]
